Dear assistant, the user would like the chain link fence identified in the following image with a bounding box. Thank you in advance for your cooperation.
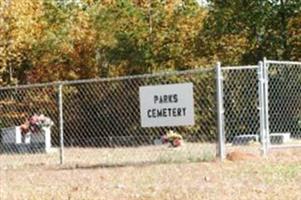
[0,84,60,168]
[266,61,301,148]
[1,59,301,169]
[0,68,217,168]
[222,66,262,155]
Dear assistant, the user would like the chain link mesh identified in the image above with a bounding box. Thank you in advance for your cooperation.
[0,68,217,168]
[62,69,217,166]
[2,61,301,168]
[267,62,301,145]
[0,85,60,167]
[222,66,261,155]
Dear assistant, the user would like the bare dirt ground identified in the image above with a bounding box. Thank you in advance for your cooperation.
[1,146,301,200]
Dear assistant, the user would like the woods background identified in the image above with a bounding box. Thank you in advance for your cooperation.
[0,0,300,86]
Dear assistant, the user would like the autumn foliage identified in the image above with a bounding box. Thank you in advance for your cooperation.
[0,0,300,86]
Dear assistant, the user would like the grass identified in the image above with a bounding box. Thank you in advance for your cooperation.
[0,143,217,169]
[1,144,301,199]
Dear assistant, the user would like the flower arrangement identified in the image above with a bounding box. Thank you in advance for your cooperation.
[161,130,183,147]
[20,114,54,135]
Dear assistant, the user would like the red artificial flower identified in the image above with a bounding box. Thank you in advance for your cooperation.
[173,139,182,147]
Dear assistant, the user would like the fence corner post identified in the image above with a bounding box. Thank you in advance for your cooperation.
[216,62,226,161]
[58,83,64,165]
[262,57,270,155]
[258,61,267,156]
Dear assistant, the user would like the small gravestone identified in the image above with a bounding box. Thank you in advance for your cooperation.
[154,139,163,145]
[232,134,259,145]
[270,132,291,144]
[1,126,22,153]
[1,126,52,153]
[2,126,22,144]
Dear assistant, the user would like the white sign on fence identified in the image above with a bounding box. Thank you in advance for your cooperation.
[139,82,194,127]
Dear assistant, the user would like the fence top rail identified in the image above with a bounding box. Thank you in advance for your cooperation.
[0,67,215,91]
[0,82,60,91]
[265,60,301,65]
[222,65,258,71]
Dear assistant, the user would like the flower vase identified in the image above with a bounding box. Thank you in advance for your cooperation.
[24,133,31,144]
[42,127,51,153]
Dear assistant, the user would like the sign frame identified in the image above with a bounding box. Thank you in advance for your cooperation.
[139,82,195,127]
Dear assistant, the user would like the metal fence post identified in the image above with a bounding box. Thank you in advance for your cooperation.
[216,62,225,160]
[58,83,64,164]
[258,61,267,156]
[263,58,270,154]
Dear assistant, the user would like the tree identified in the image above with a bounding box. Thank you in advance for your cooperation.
[91,0,207,77]
[287,13,301,61]
[28,0,98,83]
[197,0,301,65]
[0,0,44,85]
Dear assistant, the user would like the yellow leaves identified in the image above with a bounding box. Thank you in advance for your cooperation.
[6,0,43,21]
[216,33,249,65]
[1,0,44,53]
[69,12,96,43]
[288,14,301,61]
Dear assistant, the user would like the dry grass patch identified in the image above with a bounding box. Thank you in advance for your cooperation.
[0,143,216,169]
[1,145,301,200]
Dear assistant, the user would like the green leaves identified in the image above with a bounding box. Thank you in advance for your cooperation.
[1,0,300,85]
[202,0,301,64]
